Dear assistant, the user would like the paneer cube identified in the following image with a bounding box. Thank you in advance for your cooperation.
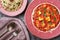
[51,23,55,27]
[37,11,41,15]
[45,16,50,21]
[38,17,43,21]
[41,21,45,27]
[42,23,45,27]
[35,20,39,27]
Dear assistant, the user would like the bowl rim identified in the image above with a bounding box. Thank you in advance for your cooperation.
[0,17,30,40]
[24,0,60,39]
[31,2,60,33]
[0,0,27,16]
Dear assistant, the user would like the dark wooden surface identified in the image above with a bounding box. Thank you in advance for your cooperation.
[0,0,60,40]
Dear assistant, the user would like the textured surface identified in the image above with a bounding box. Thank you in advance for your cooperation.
[0,17,30,40]
[0,0,60,40]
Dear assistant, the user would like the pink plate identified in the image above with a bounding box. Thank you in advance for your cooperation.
[25,0,60,39]
[0,0,27,16]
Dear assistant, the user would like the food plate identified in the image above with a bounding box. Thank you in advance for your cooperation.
[0,17,30,40]
[25,0,60,39]
[0,0,27,16]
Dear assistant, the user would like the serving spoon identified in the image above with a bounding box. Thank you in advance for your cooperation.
[0,29,21,40]
[9,29,20,40]
[0,22,16,38]
[0,22,21,40]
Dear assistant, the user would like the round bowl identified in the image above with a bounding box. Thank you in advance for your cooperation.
[0,0,27,16]
[24,0,60,39]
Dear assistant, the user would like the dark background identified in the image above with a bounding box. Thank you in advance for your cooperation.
[0,0,60,40]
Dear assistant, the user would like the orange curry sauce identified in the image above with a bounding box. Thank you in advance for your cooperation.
[32,3,60,32]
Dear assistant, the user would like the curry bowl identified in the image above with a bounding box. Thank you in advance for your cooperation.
[24,0,60,39]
